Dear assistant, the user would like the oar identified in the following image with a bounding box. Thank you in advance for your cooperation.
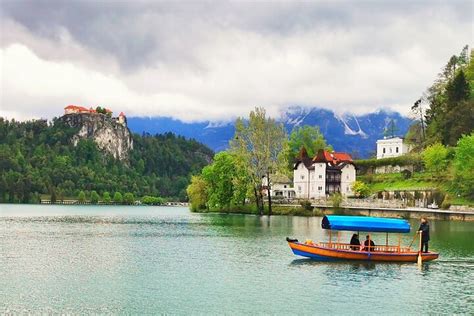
[417,231,423,266]
[408,231,419,248]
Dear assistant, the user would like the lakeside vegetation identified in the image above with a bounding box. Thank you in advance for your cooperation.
[187,107,340,214]
[354,133,474,206]
[189,46,474,213]
[354,47,474,206]
[0,118,213,203]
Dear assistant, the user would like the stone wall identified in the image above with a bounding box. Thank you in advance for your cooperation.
[375,164,414,174]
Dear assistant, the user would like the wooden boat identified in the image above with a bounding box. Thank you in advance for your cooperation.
[287,215,439,263]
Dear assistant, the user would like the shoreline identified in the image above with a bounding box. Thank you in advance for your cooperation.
[2,201,473,221]
[194,204,474,221]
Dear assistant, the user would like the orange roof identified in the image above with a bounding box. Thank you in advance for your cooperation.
[119,112,126,117]
[65,105,88,111]
[105,108,112,113]
[64,105,96,112]
[313,150,353,165]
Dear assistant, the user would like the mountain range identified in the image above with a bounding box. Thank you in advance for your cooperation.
[127,106,412,159]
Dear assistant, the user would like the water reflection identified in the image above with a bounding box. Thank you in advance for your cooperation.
[290,259,404,271]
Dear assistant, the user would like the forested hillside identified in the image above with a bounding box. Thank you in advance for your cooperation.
[0,117,214,203]
[407,45,474,148]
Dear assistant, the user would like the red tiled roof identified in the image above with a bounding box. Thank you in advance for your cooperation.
[64,105,95,112]
[119,112,126,117]
[313,149,353,165]
[105,108,112,113]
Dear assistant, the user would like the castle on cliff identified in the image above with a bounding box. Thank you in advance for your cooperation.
[61,105,132,160]
[64,105,127,126]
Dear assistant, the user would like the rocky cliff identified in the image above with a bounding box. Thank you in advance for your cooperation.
[59,113,133,160]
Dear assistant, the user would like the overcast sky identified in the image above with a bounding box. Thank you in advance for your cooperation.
[1,1,472,122]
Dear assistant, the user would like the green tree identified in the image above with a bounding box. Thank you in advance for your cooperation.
[78,190,86,203]
[453,133,474,199]
[286,125,331,168]
[422,143,449,179]
[50,187,57,204]
[187,175,208,211]
[123,192,135,205]
[201,152,237,210]
[230,107,288,215]
[103,191,111,204]
[141,195,164,205]
[90,190,100,204]
[231,153,252,206]
[424,45,473,146]
[442,70,473,146]
[113,191,123,204]
[352,181,371,198]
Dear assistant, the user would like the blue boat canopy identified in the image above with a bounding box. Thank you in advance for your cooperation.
[321,215,411,233]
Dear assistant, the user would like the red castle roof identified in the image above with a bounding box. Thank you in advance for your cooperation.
[64,105,123,116]
[64,105,88,112]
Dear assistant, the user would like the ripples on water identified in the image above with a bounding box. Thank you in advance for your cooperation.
[1,205,473,314]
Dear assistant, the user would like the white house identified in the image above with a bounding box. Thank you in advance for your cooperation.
[376,137,410,159]
[262,174,295,199]
[293,148,356,199]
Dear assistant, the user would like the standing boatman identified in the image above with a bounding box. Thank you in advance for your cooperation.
[418,218,430,253]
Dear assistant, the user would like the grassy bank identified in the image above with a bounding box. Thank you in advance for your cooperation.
[358,172,474,206]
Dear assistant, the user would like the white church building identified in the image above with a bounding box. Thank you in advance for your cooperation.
[293,148,357,199]
[376,137,411,159]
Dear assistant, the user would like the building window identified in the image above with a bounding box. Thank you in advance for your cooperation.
[298,186,301,192]
[319,175,322,179]
[396,147,399,153]
[383,148,386,154]
[347,187,350,192]
[301,175,304,180]
[318,186,322,191]
[389,148,392,153]
[347,175,349,180]
[284,185,287,188]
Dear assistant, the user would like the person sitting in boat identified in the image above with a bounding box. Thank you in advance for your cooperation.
[349,233,360,250]
[418,218,430,253]
[363,235,375,252]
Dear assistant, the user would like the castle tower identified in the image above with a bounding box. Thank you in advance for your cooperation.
[118,112,127,125]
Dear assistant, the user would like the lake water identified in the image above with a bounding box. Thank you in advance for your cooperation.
[1,204,473,314]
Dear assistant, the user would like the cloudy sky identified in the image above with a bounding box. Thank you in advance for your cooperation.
[0,1,472,122]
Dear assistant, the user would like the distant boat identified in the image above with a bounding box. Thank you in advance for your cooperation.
[287,215,439,263]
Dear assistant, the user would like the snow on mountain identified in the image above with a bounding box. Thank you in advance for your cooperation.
[128,106,412,158]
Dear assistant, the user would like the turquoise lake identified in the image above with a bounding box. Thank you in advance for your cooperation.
[1,204,473,314]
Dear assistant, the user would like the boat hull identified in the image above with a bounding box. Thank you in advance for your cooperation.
[288,242,439,262]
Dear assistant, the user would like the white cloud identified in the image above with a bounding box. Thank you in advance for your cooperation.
[0,2,472,122]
